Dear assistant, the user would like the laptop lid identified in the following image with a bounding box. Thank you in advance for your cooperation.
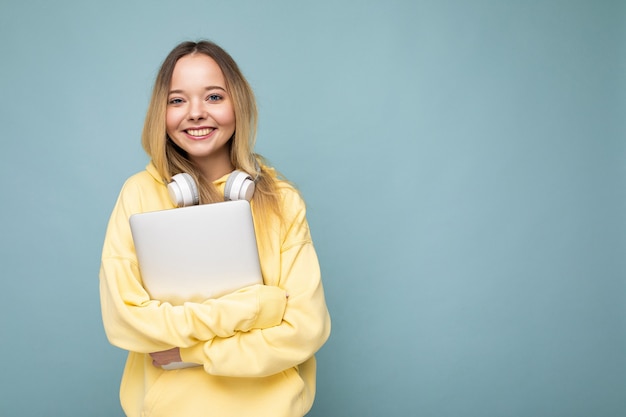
[129,199,263,305]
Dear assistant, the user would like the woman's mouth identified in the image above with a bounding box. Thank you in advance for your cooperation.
[186,127,214,137]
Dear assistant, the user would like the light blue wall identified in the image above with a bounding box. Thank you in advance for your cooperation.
[0,1,624,416]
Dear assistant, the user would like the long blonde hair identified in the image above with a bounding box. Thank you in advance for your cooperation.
[141,40,282,221]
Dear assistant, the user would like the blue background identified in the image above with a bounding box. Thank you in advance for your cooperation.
[0,1,624,416]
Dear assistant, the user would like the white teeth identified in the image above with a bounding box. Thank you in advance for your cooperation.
[187,128,213,136]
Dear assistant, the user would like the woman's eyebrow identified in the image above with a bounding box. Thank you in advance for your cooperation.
[168,86,227,95]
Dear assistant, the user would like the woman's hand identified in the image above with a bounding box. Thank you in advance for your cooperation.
[150,347,182,367]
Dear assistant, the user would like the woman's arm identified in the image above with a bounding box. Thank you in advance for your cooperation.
[178,189,331,377]
[100,260,287,353]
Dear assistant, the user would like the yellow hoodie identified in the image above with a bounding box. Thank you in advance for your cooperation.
[99,163,331,417]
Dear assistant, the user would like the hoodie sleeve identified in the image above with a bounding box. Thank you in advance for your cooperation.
[99,175,287,353]
[179,187,331,377]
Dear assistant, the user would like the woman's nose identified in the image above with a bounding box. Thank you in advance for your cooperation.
[188,101,207,120]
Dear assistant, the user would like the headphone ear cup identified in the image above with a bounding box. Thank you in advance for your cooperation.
[224,170,255,201]
[168,173,199,207]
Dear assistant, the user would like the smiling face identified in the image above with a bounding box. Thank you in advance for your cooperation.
[166,53,236,180]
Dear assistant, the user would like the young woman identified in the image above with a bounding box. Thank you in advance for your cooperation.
[99,40,331,417]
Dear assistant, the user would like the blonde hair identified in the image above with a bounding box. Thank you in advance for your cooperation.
[141,40,282,221]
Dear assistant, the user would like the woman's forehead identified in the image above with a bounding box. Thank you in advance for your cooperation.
[170,54,226,90]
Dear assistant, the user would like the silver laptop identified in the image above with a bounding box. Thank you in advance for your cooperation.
[129,200,263,306]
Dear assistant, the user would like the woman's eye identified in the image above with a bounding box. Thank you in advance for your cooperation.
[168,98,183,105]
[207,94,222,102]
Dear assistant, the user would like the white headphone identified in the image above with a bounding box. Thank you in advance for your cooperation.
[167,170,255,207]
